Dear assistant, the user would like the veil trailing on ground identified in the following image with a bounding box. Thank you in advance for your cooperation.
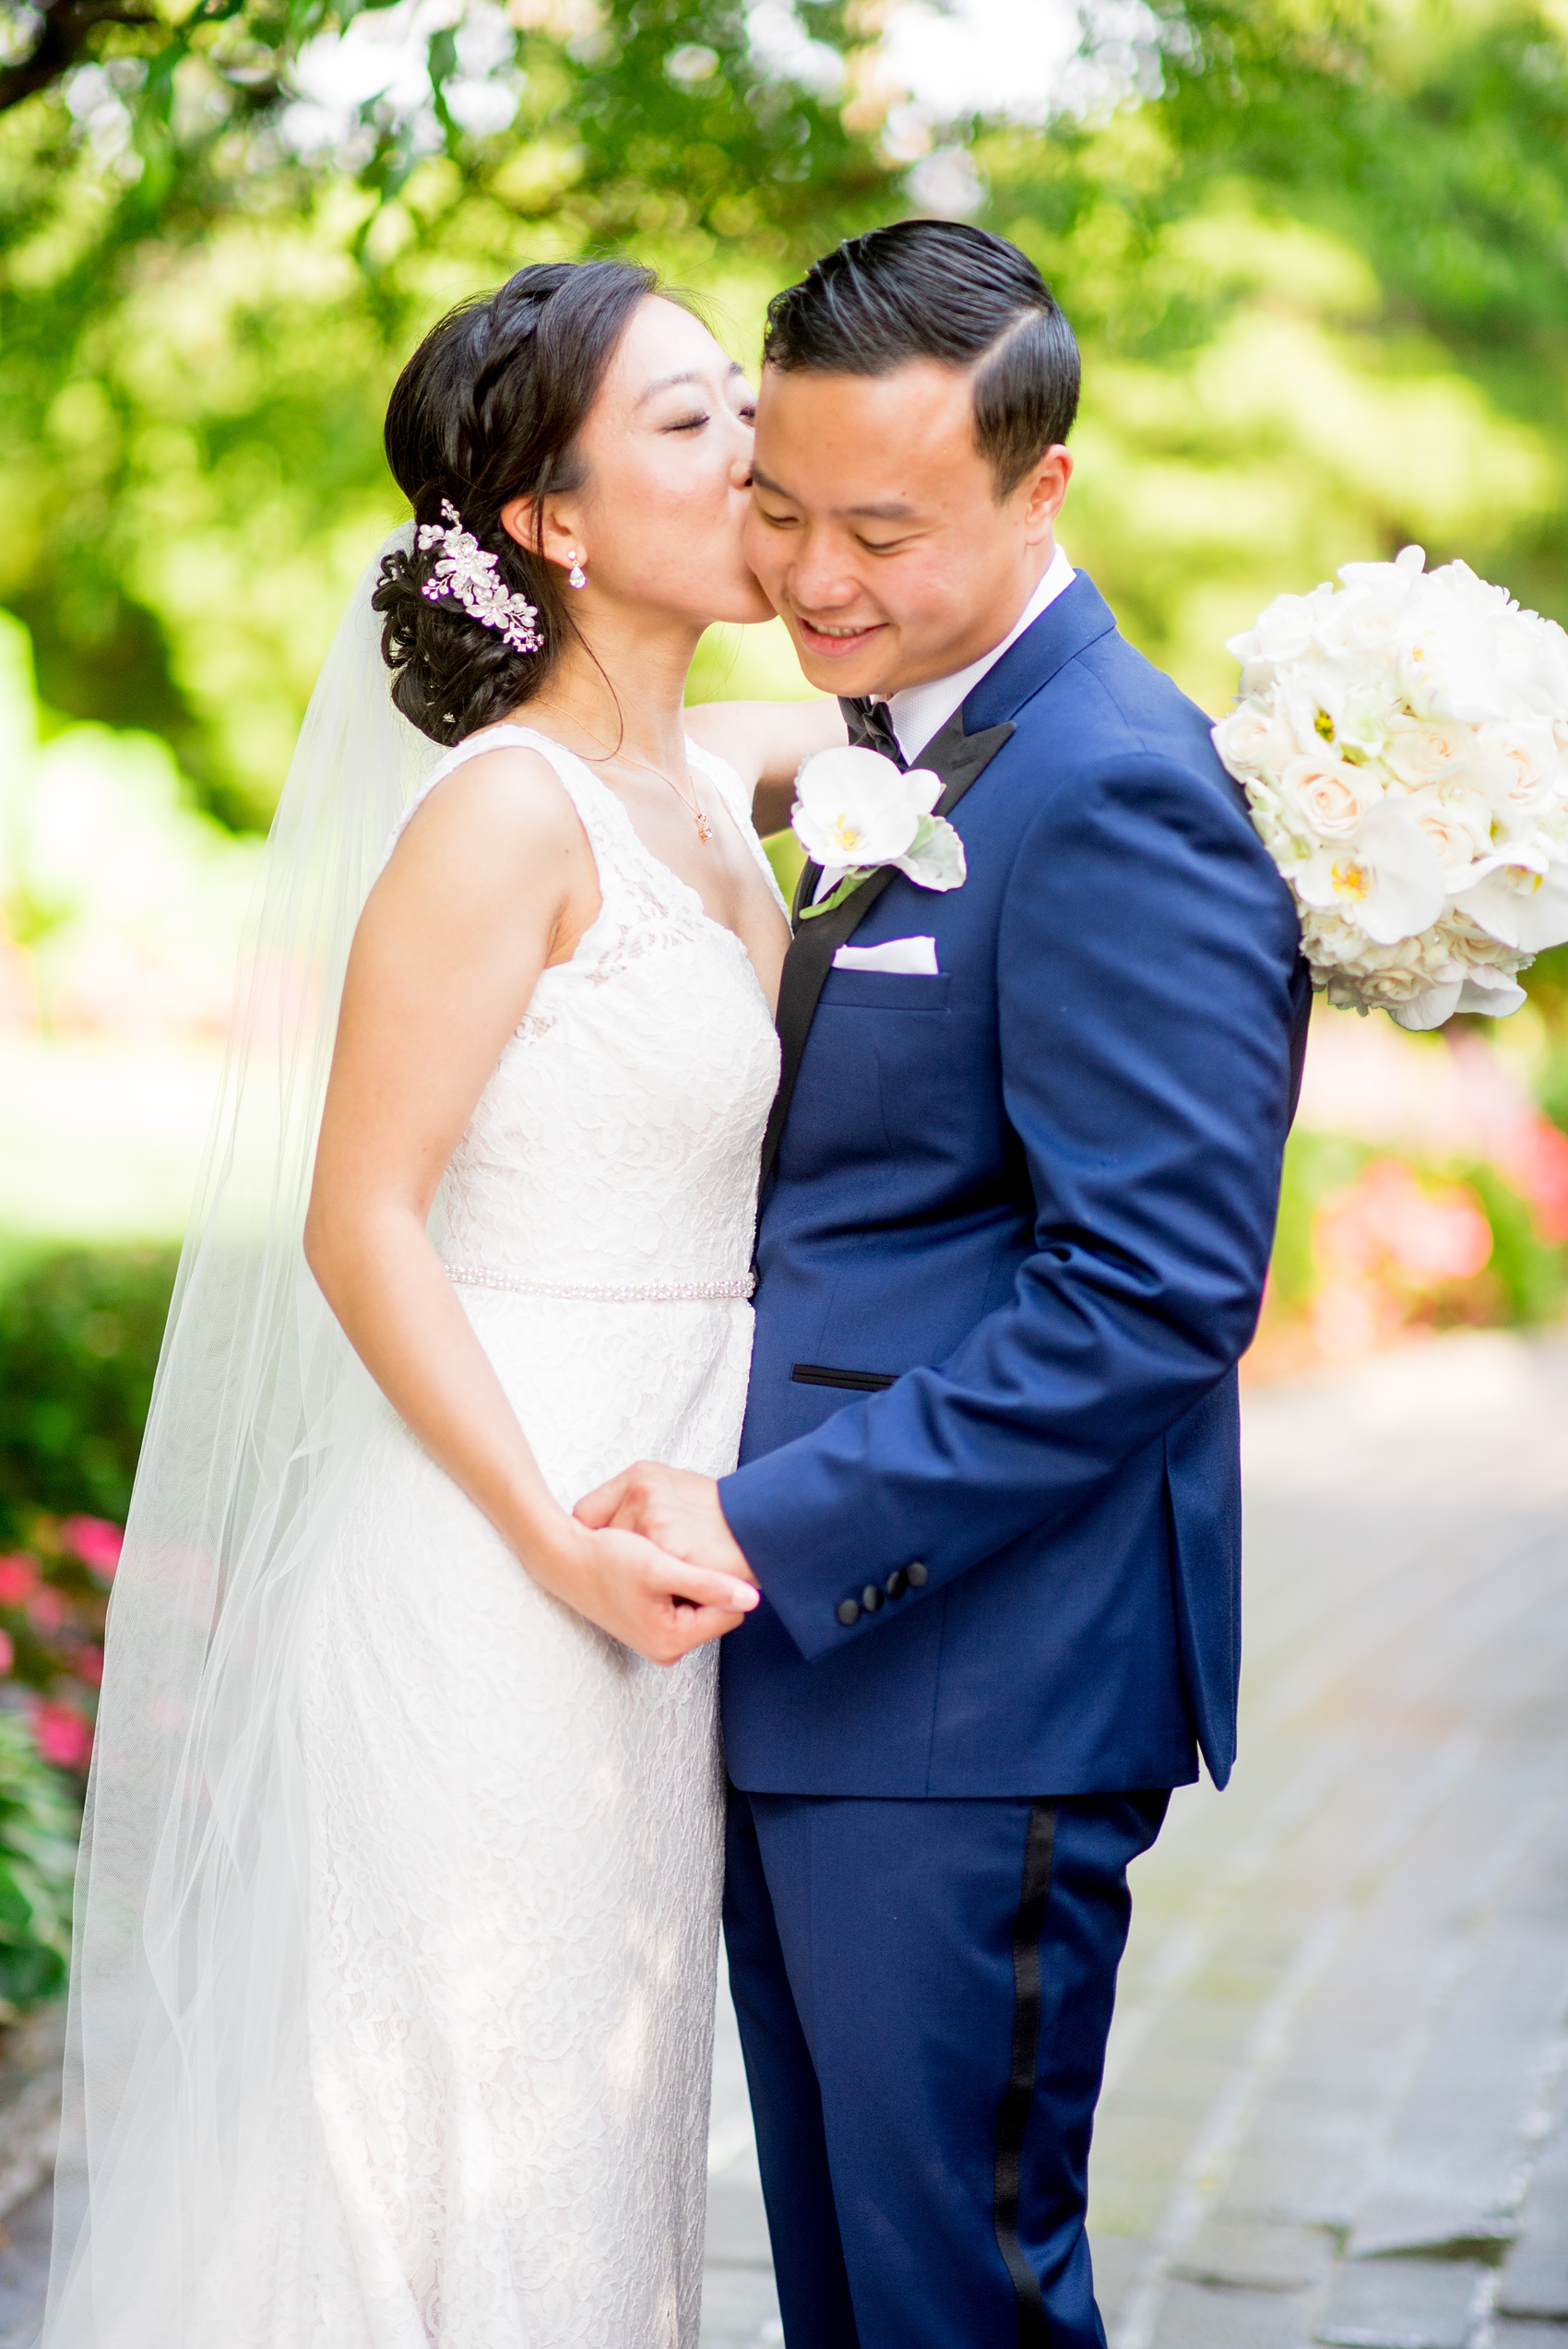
[41,532,441,2344]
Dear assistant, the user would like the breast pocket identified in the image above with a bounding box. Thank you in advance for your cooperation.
[817,971,954,1014]
[814,969,965,1164]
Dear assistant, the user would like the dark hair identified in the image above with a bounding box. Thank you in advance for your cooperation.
[763,222,1079,497]
[374,258,656,744]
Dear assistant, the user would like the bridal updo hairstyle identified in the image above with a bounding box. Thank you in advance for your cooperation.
[762,220,1079,497]
[374,258,656,745]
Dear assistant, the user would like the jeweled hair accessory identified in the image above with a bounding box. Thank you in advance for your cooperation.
[417,498,543,656]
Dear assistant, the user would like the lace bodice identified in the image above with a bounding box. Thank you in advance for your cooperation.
[391,724,785,1293]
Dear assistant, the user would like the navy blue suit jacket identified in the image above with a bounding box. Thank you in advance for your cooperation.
[718,575,1311,1799]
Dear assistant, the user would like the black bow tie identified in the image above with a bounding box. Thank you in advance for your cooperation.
[839,696,908,770]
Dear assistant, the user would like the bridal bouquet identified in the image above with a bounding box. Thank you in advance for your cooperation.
[1213,546,1568,1030]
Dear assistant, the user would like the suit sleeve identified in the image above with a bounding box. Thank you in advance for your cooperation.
[718,748,1305,1664]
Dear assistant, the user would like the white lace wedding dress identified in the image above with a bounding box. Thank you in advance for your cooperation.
[247,727,783,2347]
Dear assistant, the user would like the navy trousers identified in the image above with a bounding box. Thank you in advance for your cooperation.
[722,1785,1170,2348]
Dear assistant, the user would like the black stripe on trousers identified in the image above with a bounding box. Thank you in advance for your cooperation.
[993,1799,1057,2343]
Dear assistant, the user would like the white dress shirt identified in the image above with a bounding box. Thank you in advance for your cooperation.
[884,541,1076,765]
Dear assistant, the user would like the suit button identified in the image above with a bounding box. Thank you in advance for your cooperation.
[907,1561,929,1587]
[837,1598,861,1627]
[861,1584,883,1613]
[885,1570,907,1599]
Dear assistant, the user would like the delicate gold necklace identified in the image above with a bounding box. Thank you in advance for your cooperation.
[546,714,713,843]
[621,751,714,843]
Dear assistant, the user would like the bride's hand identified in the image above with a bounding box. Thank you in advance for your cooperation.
[531,1521,759,1667]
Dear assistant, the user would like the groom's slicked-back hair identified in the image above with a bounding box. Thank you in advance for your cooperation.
[763,221,1080,498]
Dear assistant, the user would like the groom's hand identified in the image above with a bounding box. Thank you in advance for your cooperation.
[533,1520,758,1667]
[576,1464,759,1587]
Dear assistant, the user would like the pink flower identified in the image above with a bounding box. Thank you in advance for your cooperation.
[0,1631,16,1676]
[70,1645,102,1689]
[61,1517,123,1578]
[1317,1159,1492,1287]
[0,1558,39,1608]
[29,1699,93,1773]
[1500,1115,1568,1246]
[25,1588,66,1636]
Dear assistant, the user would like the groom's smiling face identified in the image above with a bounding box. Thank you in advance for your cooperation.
[745,357,1069,700]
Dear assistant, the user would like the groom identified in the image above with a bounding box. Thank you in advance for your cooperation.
[582,221,1312,2345]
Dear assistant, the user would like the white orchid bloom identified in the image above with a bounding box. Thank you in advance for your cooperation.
[1294,799,1447,945]
[1456,967,1529,1015]
[1387,962,1528,1032]
[1386,978,1466,1032]
[791,746,939,867]
[790,746,966,907]
[1454,850,1568,952]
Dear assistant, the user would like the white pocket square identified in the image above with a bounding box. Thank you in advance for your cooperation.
[832,936,940,976]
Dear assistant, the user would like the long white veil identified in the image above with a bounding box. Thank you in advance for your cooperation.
[40,532,441,2344]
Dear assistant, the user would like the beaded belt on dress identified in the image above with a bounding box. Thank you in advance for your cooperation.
[445,1263,755,1302]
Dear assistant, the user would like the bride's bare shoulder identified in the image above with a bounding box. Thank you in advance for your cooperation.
[387,736,589,885]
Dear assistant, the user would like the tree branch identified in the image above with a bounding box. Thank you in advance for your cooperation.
[0,0,160,113]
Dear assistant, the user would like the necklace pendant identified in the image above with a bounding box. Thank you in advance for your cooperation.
[695,813,713,842]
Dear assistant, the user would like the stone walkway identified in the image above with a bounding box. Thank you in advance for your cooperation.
[701,1329,1568,2348]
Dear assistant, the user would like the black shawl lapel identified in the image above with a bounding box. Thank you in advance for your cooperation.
[759,707,1016,1188]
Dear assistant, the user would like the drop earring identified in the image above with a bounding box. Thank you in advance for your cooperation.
[566,552,587,591]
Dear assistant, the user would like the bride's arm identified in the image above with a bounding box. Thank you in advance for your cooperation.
[304,745,758,1665]
[685,697,847,834]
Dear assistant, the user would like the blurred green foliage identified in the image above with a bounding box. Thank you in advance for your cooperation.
[0,1714,78,2018]
[0,1243,178,1540]
[1466,1160,1568,1323]
[1266,1129,1365,1314]
[984,0,1568,704]
[0,0,889,822]
[3,0,1568,824]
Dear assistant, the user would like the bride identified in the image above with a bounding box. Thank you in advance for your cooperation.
[40,258,841,2347]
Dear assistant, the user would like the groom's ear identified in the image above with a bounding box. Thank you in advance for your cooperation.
[1015,444,1073,542]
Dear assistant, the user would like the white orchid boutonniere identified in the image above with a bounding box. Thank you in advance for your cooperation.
[791,746,967,919]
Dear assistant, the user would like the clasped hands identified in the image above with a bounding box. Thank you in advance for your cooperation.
[566,1464,758,1668]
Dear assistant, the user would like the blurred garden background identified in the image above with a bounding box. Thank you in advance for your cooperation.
[3,0,1568,1999]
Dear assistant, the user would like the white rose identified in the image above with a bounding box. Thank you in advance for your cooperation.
[1383,718,1477,789]
[1404,789,1486,885]
[1278,752,1379,841]
[1300,902,1455,993]
[1227,587,1334,695]
[1518,611,1568,717]
[1311,561,1416,663]
[1212,703,1294,779]
[1417,772,1493,858]
[1396,564,1525,724]
[1469,718,1563,835]
[791,746,941,868]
